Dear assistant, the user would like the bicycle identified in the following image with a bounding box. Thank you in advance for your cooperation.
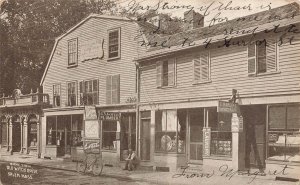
[76,138,103,176]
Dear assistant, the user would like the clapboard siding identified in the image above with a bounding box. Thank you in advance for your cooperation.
[140,35,300,104]
[43,17,145,107]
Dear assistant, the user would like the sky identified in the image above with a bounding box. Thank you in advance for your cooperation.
[118,0,300,26]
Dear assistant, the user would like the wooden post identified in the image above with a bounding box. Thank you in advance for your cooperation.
[24,117,28,154]
[8,118,13,154]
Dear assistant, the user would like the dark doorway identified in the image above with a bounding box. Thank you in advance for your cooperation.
[241,105,266,170]
[140,118,150,161]
[12,118,21,152]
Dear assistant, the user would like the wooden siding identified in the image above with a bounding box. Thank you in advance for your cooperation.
[43,17,146,107]
[140,35,300,104]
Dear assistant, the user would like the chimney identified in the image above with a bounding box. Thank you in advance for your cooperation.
[184,10,204,30]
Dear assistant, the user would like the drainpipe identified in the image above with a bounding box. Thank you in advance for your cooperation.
[135,61,140,157]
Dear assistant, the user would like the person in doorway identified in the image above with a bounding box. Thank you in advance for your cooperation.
[123,149,137,171]
[245,122,265,175]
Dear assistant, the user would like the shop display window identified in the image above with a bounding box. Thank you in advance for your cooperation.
[71,115,83,147]
[155,110,186,153]
[210,110,232,156]
[28,123,37,147]
[1,117,7,146]
[46,116,57,145]
[268,105,300,162]
[102,121,117,150]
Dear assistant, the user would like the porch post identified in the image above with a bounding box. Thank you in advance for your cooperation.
[24,117,28,154]
[37,117,40,158]
[8,117,13,154]
[6,116,9,152]
[20,120,23,154]
[150,110,155,162]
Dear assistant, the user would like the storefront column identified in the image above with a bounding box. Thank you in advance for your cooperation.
[41,116,47,158]
[231,113,245,171]
[37,119,40,158]
[8,118,13,154]
[203,109,211,157]
[23,117,28,154]
[20,120,23,154]
[150,110,155,162]
[116,120,121,162]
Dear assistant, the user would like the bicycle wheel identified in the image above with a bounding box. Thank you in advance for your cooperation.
[92,160,103,176]
[76,162,87,174]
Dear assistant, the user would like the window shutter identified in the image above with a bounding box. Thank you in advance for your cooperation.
[266,39,277,72]
[112,75,120,104]
[248,44,256,74]
[200,52,209,81]
[168,59,175,86]
[156,61,163,87]
[93,79,99,105]
[106,76,112,104]
[193,57,201,83]
[79,81,84,105]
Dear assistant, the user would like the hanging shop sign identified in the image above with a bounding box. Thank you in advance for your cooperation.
[217,101,238,113]
[85,106,97,120]
[231,113,243,132]
[99,112,121,121]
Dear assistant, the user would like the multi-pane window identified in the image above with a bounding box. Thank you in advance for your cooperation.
[67,82,77,106]
[71,114,83,147]
[268,104,300,162]
[108,28,120,59]
[155,110,186,153]
[68,38,78,65]
[53,84,61,107]
[210,109,232,156]
[106,75,120,104]
[248,39,277,75]
[102,121,117,150]
[80,80,98,105]
[156,59,175,87]
[193,51,210,83]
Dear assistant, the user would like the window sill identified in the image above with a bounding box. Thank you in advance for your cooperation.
[203,155,232,160]
[67,64,78,68]
[193,80,212,85]
[157,85,176,89]
[266,159,300,166]
[102,149,117,153]
[248,71,281,77]
[107,56,120,61]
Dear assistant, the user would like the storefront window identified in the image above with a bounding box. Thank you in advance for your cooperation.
[155,110,186,153]
[28,123,37,147]
[102,121,117,150]
[268,105,300,162]
[46,116,57,145]
[210,109,232,156]
[120,114,136,160]
[1,117,7,146]
[71,115,83,147]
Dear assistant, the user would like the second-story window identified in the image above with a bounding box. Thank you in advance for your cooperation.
[108,28,120,59]
[68,38,78,66]
[106,75,120,104]
[67,82,77,106]
[193,51,210,83]
[156,59,175,88]
[80,79,98,105]
[53,84,61,107]
[248,38,277,75]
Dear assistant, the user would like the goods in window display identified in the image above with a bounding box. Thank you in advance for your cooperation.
[161,135,171,151]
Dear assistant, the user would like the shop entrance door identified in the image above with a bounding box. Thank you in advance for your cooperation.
[243,105,266,170]
[188,109,204,164]
[57,116,71,157]
[140,119,150,161]
[12,122,21,152]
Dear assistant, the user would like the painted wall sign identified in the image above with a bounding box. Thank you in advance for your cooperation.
[99,112,121,121]
[231,113,243,132]
[203,128,211,156]
[217,101,238,113]
[79,38,104,62]
[85,106,97,120]
[84,120,99,138]
[83,138,101,154]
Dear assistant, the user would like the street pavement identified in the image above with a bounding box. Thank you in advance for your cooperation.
[0,154,299,185]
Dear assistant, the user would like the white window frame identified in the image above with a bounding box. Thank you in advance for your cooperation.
[68,38,78,66]
[192,51,211,84]
[108,28,121,60]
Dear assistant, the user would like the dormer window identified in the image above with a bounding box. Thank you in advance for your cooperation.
[108,28,120,59]
[68,38,78,66]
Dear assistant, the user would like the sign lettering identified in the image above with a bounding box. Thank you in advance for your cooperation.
[217,101,238,113]
[99,112,121,121]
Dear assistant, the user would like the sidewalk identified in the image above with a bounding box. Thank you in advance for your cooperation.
[0,154,299,185]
